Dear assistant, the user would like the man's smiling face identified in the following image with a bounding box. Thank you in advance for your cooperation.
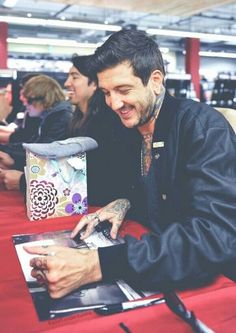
[98,62,158,128]
[64,66,96,113]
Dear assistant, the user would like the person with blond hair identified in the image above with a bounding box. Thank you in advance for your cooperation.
[0,74,72,172]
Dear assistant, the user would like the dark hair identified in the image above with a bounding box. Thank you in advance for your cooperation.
[71,54,97,85]
[92,29,165,86]
[69,89,106,136]
[69,54,103,136]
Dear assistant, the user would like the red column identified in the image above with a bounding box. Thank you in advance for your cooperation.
[185,37,200,99]
[0,22,8,69]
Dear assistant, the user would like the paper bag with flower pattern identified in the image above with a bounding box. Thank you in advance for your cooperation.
[23,137,98,221]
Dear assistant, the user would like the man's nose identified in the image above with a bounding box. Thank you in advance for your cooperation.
[108,94,124,111]
[64,78,71,88]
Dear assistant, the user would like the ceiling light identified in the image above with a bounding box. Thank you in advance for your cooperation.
[7,37,102,49]
[146,28,236,43]
[2,0,18,8]
[199,51,236,59]
[7,39,235,59]
[1,15,235,43]
[8,37,171,52]
[0,15,121,32]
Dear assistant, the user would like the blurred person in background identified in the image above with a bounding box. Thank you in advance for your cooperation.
[0,56,99,191]
[1,56,144,225]
[0,83,13,125]
[0,74,72,176]
[0,74,41,144]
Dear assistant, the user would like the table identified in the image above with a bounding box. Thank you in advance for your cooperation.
[0,190,236,333]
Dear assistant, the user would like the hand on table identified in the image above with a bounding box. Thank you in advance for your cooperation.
[24,245,102,299]
[71,198,131,240]
[0,169,23,190]
[0,151,14,169]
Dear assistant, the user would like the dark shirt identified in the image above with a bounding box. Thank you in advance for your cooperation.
[75,108,146,218]
[9,111,41,144]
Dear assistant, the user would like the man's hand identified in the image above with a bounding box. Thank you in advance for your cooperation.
[71,198,131,240]
[0,169,23,190]
[0,151,14,169]
[24,245,102,299]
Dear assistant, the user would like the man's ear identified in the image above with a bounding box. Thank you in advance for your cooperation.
[89,80,97,91]
[150,70,164,94]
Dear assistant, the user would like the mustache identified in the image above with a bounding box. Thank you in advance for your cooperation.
[116,104,132,113]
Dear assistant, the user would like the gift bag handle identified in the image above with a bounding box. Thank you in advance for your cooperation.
[51,159,78,184]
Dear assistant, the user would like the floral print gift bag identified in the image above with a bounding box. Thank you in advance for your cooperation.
[23,137,98,221]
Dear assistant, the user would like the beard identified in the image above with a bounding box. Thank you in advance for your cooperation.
[138,91,157,126]
[138,85,165,126]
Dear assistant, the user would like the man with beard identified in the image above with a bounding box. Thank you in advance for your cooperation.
[25,30,236,298]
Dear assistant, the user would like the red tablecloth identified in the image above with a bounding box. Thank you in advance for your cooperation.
[0,190,236,333]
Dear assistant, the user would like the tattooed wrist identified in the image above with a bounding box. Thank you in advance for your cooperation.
[114,199,130,211]
[113,199,131,219]
[122,199,131,210]
[104,199,131,220]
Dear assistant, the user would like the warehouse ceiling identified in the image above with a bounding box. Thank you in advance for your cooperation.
[0,0,236,58]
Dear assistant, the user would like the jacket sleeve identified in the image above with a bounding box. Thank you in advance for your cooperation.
[36,110,71,143]
[0,143,26,171]
[99,124,236,290]
[9,117,41,143]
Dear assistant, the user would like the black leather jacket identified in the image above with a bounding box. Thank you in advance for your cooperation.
[99,93,236,290]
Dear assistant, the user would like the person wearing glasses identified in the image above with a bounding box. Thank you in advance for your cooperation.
[25,30,236,299]
[0,74,41,144]
[0,83,13,126]
[0,75,72,176]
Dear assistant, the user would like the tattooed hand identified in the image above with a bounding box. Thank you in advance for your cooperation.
[71,199,131,240]
[24,245,102,299]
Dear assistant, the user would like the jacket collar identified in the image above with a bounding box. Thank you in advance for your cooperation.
[153,93,180,143]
